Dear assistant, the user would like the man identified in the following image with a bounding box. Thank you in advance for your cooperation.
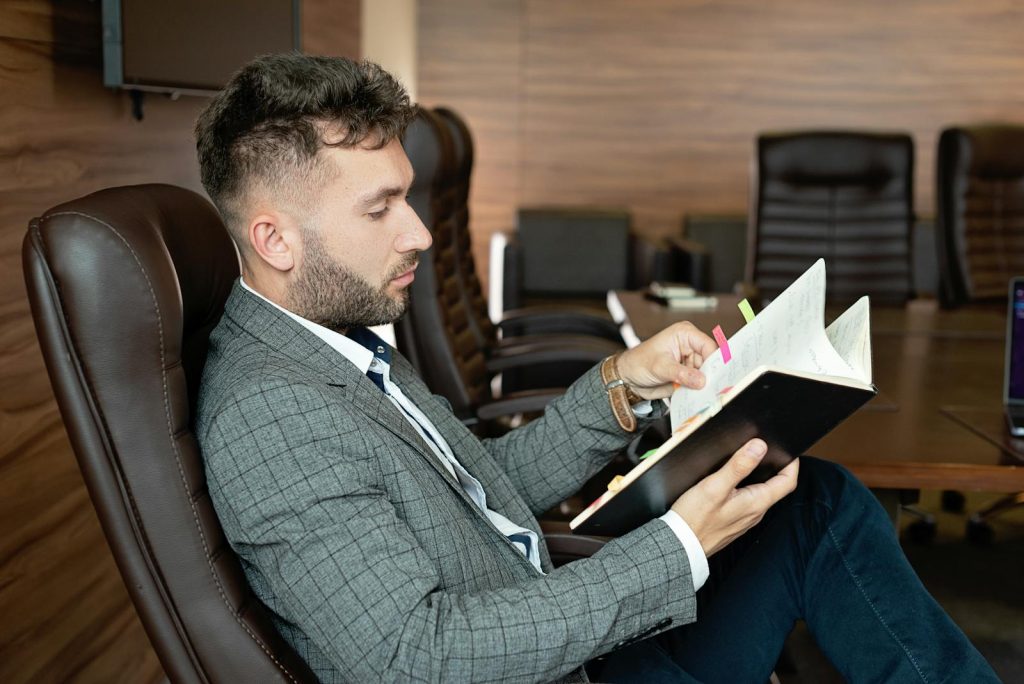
[194,54,997,683]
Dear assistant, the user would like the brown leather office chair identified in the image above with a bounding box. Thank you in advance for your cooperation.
[397,108,621,417]
[24,182,608,679]
[936,124,1024,542]
[749,131,915,304]
[433,106,626,343]
[936,124,1024,308]
[23,184,318,683]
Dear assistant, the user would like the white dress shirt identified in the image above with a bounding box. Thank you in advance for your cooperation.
[239,278,708,589]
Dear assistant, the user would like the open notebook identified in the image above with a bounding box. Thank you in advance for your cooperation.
[571,259,877,536]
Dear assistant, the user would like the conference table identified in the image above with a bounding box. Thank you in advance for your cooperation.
[609,292,1024,499]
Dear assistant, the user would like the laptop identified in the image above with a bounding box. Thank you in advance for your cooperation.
[1005,278,1024,435]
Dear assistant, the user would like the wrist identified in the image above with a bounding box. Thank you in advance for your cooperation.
[600,354,644,432]
[610,353,645,404]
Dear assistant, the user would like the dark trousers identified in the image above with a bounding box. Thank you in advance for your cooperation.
[589,457,1000,683]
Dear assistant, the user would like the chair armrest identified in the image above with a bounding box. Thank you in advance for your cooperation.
[543,533,610,564]
[474,388,563,422]
[485,335,621,374]
[498,305,622,340]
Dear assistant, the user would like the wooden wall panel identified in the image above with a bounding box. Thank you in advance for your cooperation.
[417,0,523,283]
[0,1,357,681]
[418,0,1024,286]
[302,0,360,58]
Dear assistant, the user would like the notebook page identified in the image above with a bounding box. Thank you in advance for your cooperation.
[669,259,857,430]
[825,296,872,383]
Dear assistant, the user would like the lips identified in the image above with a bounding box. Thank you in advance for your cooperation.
[390,261,418,286]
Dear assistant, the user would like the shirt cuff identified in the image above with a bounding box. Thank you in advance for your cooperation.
[658,509,710,591]
[631,400,653,417]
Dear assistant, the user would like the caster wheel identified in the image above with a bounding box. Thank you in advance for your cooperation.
[905,518,937,544]
[940,490,966,513]
[966,517,994,546]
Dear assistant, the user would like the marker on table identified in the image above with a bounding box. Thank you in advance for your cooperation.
[713,324,731,364]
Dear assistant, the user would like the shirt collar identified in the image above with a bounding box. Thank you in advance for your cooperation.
[238,277,389,374]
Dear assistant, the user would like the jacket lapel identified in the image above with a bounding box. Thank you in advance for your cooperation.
[222,282,466,492]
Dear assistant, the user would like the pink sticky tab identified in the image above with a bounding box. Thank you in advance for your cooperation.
[713,325,731,364]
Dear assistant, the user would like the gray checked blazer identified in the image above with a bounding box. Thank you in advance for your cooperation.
[196,282,698,683]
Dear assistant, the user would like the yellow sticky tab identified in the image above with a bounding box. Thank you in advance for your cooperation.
[607,475,625,492]
[738,298,755,323]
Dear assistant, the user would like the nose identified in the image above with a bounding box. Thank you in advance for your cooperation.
[395,209,432,253]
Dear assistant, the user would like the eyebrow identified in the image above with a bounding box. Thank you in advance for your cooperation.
[356,173,416,210]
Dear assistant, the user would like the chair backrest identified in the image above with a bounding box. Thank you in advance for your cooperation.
[433,107,498,352]
[23,184,317,683]
[936,124,1024,306]
[512,207,634,304]
[397,108,490,419]
[750,131,915,304]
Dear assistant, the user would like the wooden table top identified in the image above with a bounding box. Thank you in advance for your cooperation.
[611,291,1024,492]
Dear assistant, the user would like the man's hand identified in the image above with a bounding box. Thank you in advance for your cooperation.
[615,321,719,400]
[671,438,800,557]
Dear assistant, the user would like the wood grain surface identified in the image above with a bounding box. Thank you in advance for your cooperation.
[0,1,357,681]
[418,0,1024,290]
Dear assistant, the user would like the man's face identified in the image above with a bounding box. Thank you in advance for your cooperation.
[287,137,431,332]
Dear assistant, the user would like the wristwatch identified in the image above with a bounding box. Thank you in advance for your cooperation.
[600,353,645,432]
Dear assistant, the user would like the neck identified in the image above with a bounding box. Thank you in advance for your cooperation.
[242,267,289,310]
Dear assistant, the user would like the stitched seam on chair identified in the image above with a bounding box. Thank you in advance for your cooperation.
[826,524,929,683]
[41,210,300,684]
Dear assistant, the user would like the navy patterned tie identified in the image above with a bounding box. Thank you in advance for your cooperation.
[348,327,390,393]
[367,365,386,392]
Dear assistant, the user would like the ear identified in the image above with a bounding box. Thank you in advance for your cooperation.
[248,213,297,273]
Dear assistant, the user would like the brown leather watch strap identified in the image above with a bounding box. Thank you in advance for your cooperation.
[600,353,643,433]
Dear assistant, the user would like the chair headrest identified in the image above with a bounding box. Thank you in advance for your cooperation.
[33,183,239,407]
[943,125,1024,179]
[759,130,913,185]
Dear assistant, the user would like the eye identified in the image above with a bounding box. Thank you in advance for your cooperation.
[368,205,389,221]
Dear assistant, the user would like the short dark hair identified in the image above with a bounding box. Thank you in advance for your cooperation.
[195,53,415,248]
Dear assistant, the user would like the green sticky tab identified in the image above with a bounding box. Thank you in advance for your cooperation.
[640,449,658,460]
[738,298,755,324]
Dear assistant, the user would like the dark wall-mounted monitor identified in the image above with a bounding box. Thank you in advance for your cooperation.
[102,0,301,96]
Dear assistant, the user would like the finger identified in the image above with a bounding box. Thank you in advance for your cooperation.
[747,457,800,505]
[652,354,706,390]
[675,365,705,389]
[678,325,717,360]
[708,438,767,493]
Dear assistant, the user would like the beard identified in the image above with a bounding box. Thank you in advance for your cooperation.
[288,230,418,332]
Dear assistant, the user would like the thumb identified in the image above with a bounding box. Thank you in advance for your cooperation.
[712,439,767,491]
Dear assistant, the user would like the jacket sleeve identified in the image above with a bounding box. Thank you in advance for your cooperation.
[481,364,665,514]
[201,377,695,683]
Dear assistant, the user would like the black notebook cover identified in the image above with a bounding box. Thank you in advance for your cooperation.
[572,370,877,536]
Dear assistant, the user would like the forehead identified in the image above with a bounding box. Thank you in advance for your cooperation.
[320,138,413,194]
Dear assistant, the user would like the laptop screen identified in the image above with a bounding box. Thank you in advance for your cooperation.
[1007,280,1024,402]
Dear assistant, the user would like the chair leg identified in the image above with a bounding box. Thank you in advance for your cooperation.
[901,503,938,543]
[966,491,1024,545]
